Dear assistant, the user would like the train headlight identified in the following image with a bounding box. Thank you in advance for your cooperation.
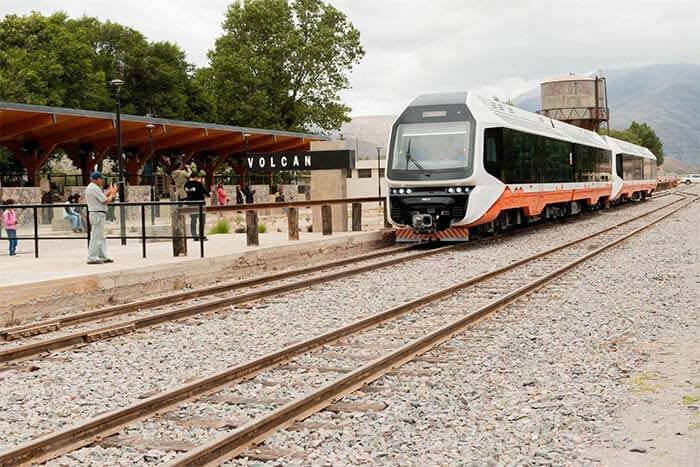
[398,188,405,194]
[447,187,455,193]
[456,187,463,193]
[406,188,412,194]
[463,187,470,194]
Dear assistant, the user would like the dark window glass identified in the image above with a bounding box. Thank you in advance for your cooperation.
[621,154,645,180]
[379,168,385,178]
[575,145,611,182]
[596,148,612,181]
[345,169,353,178]
[486,137,498,162]
[483,128,503,181]
[575,145,595,181]
[358,169,372,178]
[616,154,624,179]
[504,129,539,183]
[542,138,573,182]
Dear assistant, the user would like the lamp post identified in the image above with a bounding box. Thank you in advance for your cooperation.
[146,123,156,224]
[376,146,382,197]
[109,78,126,245]
[339,132,360,163]
[243,133,251,189]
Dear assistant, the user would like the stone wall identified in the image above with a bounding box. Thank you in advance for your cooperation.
[251,184,270,204]
[0,187,42,224]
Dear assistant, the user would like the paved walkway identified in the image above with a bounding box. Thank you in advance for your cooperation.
[0,230,374,286]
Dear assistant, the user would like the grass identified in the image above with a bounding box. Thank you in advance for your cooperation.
[627,373,657,393]
[208,218,231,235]
[681,394,700,406]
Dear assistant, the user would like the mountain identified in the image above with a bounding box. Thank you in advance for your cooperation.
[347,64,700,171]
[513,63,700,169]
[339,116,395,159]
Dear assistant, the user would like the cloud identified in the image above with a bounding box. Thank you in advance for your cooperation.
[2,0,699,116]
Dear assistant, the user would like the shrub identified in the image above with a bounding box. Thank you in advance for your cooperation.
[258,222,267,234]
[208,218,231,235]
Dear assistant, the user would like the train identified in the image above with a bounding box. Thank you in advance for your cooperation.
[385,92,658,242]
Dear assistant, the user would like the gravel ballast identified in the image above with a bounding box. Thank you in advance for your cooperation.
[232,192,698,465]
[0,192,693,459]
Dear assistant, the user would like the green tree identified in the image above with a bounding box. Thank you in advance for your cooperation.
[601,121,664,166]
[203,0,364,131]
[0,12,107,109]
[0,12,210,120]
[71,17,209,119]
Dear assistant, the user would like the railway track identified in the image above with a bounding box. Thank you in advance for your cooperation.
[0,193,693,466]
[0,243,456,363]
[2,192,647,364]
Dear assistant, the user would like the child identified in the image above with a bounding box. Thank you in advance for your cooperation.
[2,199,18,256]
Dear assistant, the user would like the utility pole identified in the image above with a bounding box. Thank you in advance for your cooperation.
[110,79,127,246]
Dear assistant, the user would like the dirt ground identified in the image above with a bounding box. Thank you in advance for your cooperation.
[583,317,700,466]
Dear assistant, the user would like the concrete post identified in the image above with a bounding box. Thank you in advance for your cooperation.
[170,205,187,256]
[310,140,348,233]
[287,207,299,241]
[351,202,362,231]
[321,205,332,236]
[246,210,259,246]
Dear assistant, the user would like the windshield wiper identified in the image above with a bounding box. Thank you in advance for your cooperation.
[404,138,430,177]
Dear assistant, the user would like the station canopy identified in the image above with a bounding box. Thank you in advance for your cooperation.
[0,100,327,185]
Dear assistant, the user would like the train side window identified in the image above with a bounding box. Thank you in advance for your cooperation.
[486,138,497,163]
[616,154,624,179]
[542,138,573,183]
[505,129,539,184]
[483,128,503,181]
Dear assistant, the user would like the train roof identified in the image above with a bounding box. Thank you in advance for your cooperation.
[408,92,468,107]
[602,136,657,160]
[404,92,657,160]
[471,94,610,150]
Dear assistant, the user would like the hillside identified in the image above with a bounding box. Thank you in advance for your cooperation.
[514,64,700,169]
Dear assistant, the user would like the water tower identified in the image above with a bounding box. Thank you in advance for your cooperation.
[537,72,609,131]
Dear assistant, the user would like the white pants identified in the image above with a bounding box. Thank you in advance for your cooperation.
[87,212,109,262]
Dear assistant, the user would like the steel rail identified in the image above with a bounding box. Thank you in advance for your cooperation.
[0,196,690,466]
[168,196,696,467]
[1,187,682,344]
[0,244,456,363]
[0,244,416,341]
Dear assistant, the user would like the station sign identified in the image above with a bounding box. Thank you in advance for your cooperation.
[245,150,355,172]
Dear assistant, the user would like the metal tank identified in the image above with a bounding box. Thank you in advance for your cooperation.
[537,72,609,131]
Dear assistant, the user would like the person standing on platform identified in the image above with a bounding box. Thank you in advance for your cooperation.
[244,185,255,204]
[86,171,117,265]
[2,199,18,256]
[235,185,244,205]
[171,163,190,201]
[184,172,210,241]
[216,181,229,206]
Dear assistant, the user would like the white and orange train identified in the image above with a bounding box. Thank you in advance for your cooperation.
[386,92,658,242]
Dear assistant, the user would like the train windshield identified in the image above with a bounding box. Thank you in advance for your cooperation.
[391,121,471,173]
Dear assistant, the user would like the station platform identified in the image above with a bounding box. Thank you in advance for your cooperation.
[0,229,394,326]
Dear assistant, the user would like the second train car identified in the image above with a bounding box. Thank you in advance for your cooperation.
[385,92,658,242]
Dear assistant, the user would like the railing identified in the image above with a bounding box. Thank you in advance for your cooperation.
[206,196,389,246]
[0,201,205,259]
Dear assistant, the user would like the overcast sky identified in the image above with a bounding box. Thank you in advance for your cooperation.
[2,0,698,116]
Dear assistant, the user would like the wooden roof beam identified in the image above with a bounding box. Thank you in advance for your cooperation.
[39,120,114,149]
[178,132,244,154]
[0,113,57,140]
[153,128,208,150]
